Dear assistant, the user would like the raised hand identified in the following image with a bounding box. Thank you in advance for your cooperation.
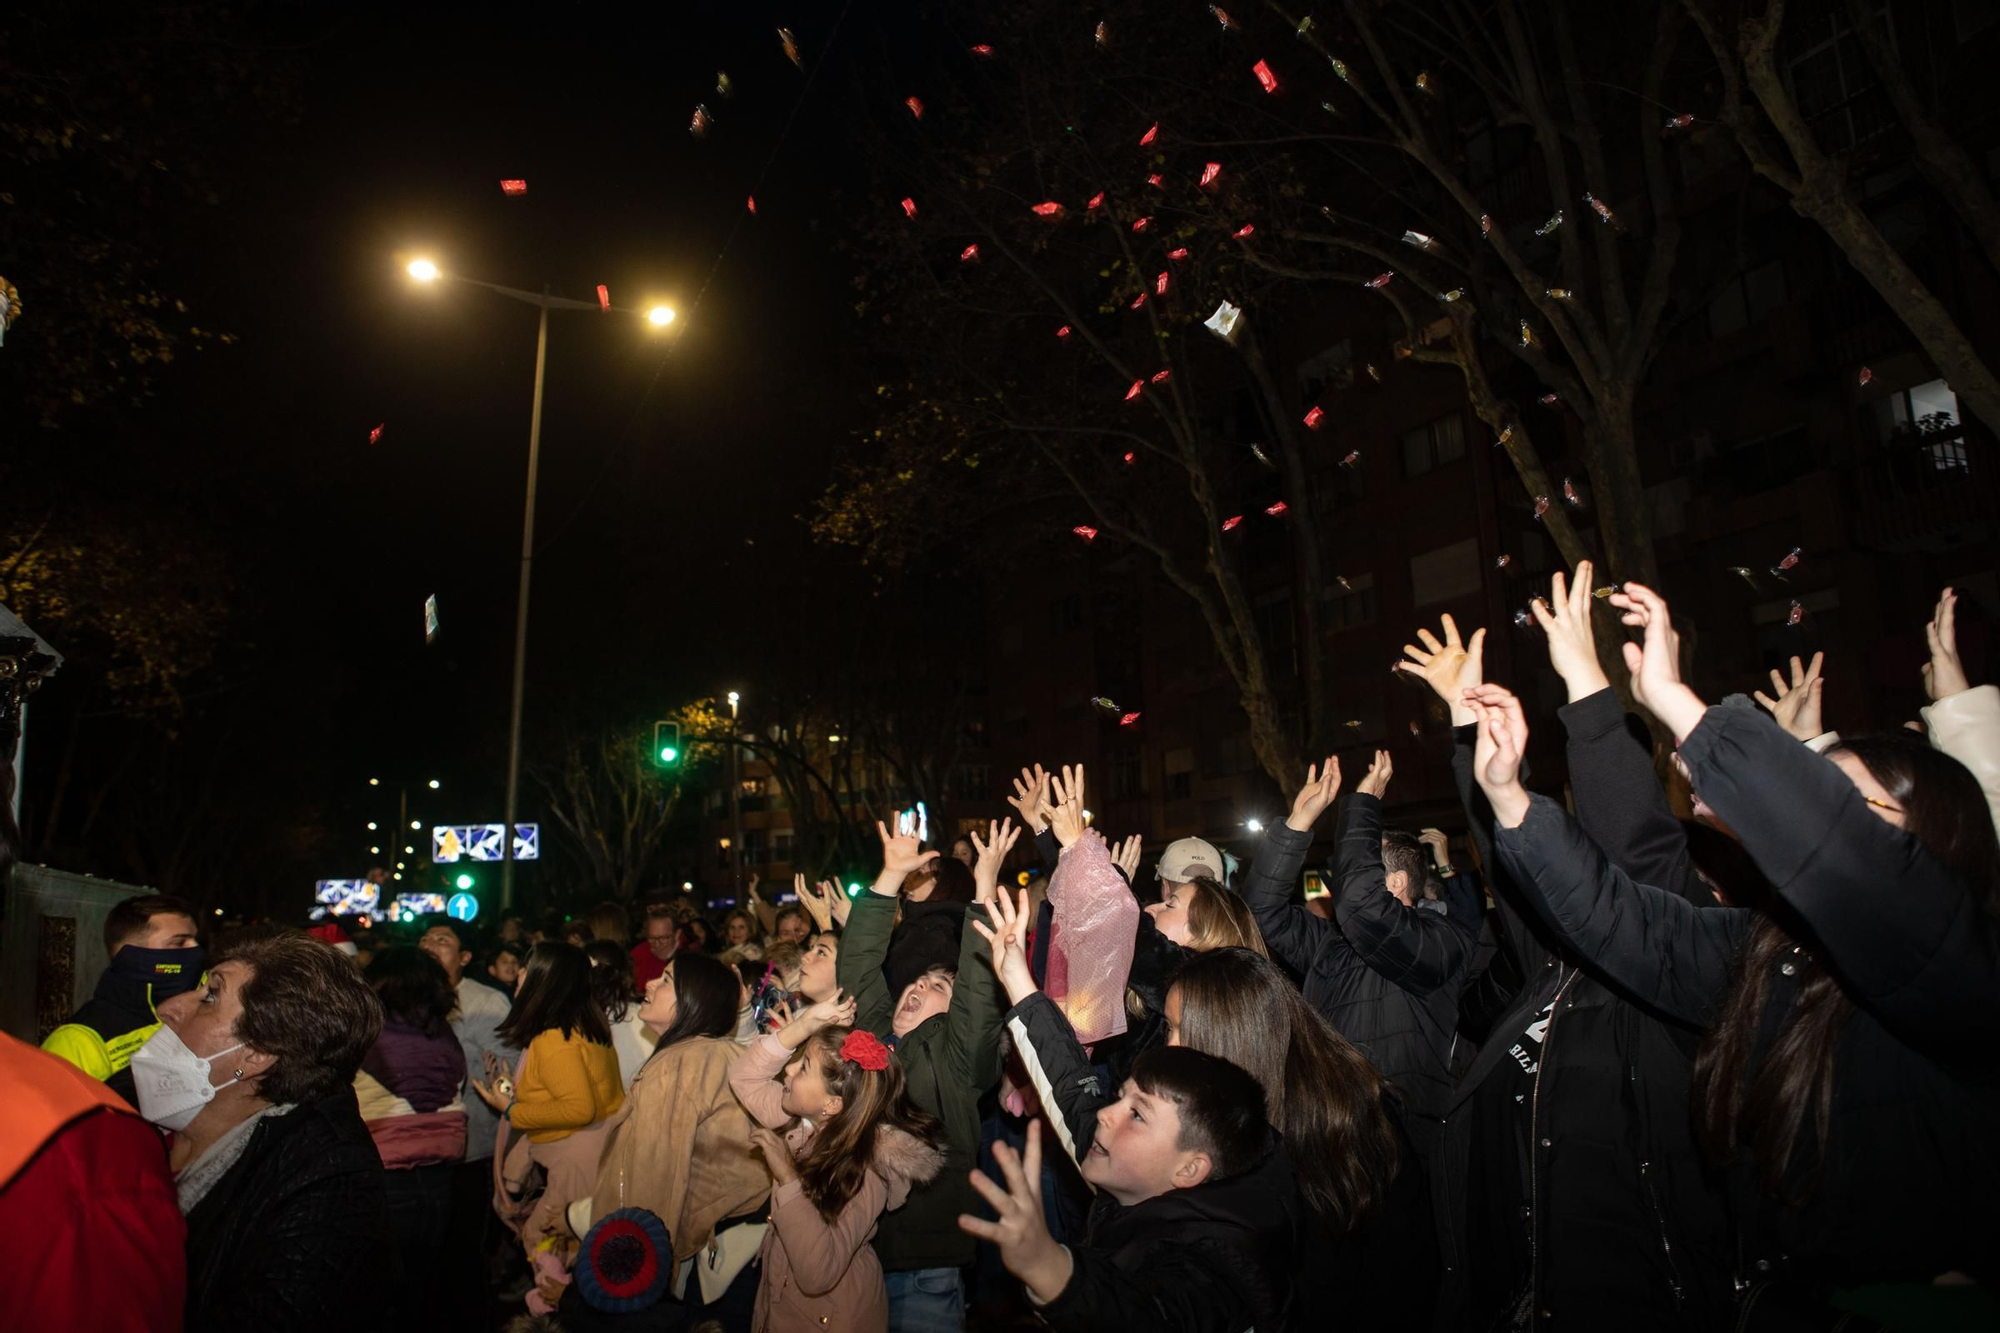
[1286,757,1342,831]
[1399,614,1486,725]
[793,874,832,932]
[1606,582,1707,742]
[749,1127,799,1186]
[1754,652,1826,742]
[958,1122,1072,1304]
[1007,765,1053,834]
[1924,587,1970,701]
[1112,834,1143,882]
[1462,684,1532,827]
[763,998,797,1032]
[1356,749,1394,800]
[1041,764,1087,848]
[969,886,1038,1005]
[777,991,856,1049]
[1532,561,1612,703]
[970,818,1023,902]
[1417,828,1452,869]
[876,819,939,878]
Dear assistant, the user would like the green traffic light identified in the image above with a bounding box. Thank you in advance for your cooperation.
[659,745,679,764]
[455,873,474,891]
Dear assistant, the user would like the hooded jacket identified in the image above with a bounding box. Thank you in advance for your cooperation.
[42,945,202,1104]
[182,1085,388,1333]
[729,1034,946,1332]
[1005,990,1303,1332]
[838,889,1003,1273]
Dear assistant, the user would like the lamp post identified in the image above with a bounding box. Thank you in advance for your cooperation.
[406,259,675,909]
[727,691,743,902]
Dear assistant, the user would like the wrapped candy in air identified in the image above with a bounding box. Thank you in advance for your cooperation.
[1074,525,1099,542]
[690,105,714,136]
[746,195,757,214]
[1303,405,1326,429]
[1329,56,1349,81]
[1056,325,1071,339]
[1532,494,1551,520]
[1150,367,1171,383]
[1129,291,1147,310]
[1497,425,1515,444]
[716,71,734,98]
[1200,162,1223,189]
[960,244,980,262]
[1155,271,1170,295]
[1140,122,1159,146]
[1480,214,1493,237]
[970,43,996,56]
[1340,450,1361,467]
[1409,719,1421,737]
[1124,380,1144,400]
[1770,546,1801,577]
[369,423,385,445]
[1233,223,1256,238]
[1092,696,1120,711]
[1439,288,1465,303]
[1585,192,1614,223]
[499,179,527,195]
[1514,609,1534,628]
[1365,363,1382,382]
[1222,514,1244,531]
[1132,216,1153,233]
[901,197,918,218]
[1593,585,1621,599]
[1032,201,1064,217]
[1148,174,1165,188]
[1204,299,1245,343]
[1536,210,1564,236]
[1495,554,1512,569]
[1119,711,1142,726]
[905,96,925,120]
[596,284,611,312]
[1209,5,1238,30]
[1402,230,1435,250]
[1547,287,1573,300]
[1539,392,1559,405]
[1253,60,1279,93]
[1344,719,1362,730]
[1124,451,1135,464]
[1364,272,1395,289]
[1858,366,1873,385]
[779,27,803,68]
[1787,600,1804,627]
[1519,320,1537,348]
[1095,20,1109,48]
[1728,566,1757,585]
[1563,477,1583,506]
[1415,71,1434,94]
[1252,443,1275,468]
[1167,247,1190,261]
[1665,112,1694,130]
[1297,15,1317,37]
[1265,500,1289,517]
[1334,574,1353,591]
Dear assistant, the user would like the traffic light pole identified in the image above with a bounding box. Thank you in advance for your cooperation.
[500,293,551,913]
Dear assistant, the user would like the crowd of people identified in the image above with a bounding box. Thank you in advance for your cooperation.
[3,569,1995,1332]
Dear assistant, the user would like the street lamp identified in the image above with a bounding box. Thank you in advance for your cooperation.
[726,691,744,899]
[406,255,680,910]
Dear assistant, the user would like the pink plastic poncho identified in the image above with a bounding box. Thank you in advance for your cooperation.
[1044,832,1141,1046]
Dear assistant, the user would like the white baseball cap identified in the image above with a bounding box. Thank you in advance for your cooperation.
[1156,837,1225,884]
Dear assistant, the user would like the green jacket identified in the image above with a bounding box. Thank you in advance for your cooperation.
[838,891,1004,1272]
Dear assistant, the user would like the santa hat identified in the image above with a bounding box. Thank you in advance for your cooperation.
[306,922,358,957]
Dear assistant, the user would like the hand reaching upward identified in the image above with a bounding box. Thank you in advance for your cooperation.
[1400,614,1486,726]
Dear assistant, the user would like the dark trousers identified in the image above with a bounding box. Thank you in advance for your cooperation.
[384,1163,456,1331]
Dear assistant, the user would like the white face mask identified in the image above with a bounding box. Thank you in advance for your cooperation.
[129,1023,249,1131]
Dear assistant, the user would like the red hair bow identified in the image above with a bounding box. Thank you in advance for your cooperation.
[839,1029,891,1072]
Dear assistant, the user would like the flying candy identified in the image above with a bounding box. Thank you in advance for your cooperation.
[1563,477,1583,506]
[1252,444,1275,468]
[1593,585,1622,599]
[1495,554,1512,569]
[1150,367,1171,382]
[1366,364,1382,382]
[1233,223,1256,238]
[1124,451,1136,464]
[716,71,734,98]
[1340,450,1361,467]
[1120,712,1143,727]
[1771,546,1801,577]
[960,244,980,262]
[1330,56,1350,81]
[1148,174,1165,188]
[1439,288,1465,302]
[1519,320,1538,348]
[1858,366,1873,385]
[1539,392,1559,404]
[1345,719,1363,730]
[1585,192,1615,223]
[1167,247,1190,261]
[368,423,385,445]
[1056,325,1072,339]
[1205,299,1244,343]
[1415,71,1434,94]
[1727,566,1757,586]
[1125,380,1145,400]
[779,27,803,68]
[1253,60,1280,93]
[1787,600,1804,627]
[1133,216,1153,232]
[905,96,925,120]
[1514,609,1534,628]
[1032,201,1064,217]
[1096,21,1110,49]
[1156,271,1170,295]
[1265,500,1289,517]
[499,179,527,195]
[1222,514,1244,531]
[1129,292,1147,310]
[1532,494,1551,520]
[1209,4,1238,30]
[1303,405,1326,429]
[1401,230,1435,250]
[747,195,757,214]
[1334,575,1353,591]
[1140,122,1160,146]
[971,44,996,56]
[1091,696,1121,712]
[1480,213,1493,236]
[690,105,714,136]
[1074,525,1099,542]
[1536,210,1564,236]
[596,284,610,312]
[901,197,918,218]
[1409,719,1422,737]
[1547,287,1573,300]
[1364,271,1395,289]
[1665,112,1695,130]
[1321,101,1341,116]
[1084,194,1106,215]
[1497,424,1516,444]
[1200,162,1223,189]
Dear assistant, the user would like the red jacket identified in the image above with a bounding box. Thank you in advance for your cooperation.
[0,1031,185,1331]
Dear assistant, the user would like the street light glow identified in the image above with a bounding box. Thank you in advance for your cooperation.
[408,258,440,282]
[647,305,676,326]
[367,822,378,830]
[369,777,381,786]
[410,820,421,829]
[1246,818,1265,833]
[428,779,441,789]
[727,691,740,706]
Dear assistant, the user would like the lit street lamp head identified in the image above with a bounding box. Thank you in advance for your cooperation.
[647,305,676,326]
[408,258,440,282]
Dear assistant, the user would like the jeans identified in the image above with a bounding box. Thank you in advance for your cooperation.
[885,1267,966,1333]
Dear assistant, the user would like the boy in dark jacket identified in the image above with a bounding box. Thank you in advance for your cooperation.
[965,1019,1303,1333]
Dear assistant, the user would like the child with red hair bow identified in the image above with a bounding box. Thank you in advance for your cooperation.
[730,992,946,1332]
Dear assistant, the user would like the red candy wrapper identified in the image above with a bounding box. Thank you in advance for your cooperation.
[1087,192,1105,211]
[960,244,980,262]
[1253,59,1279,93]
[1140,122,1159,146]
[1032,201,1064,217]
[1222,514,1244,531]
[499,179,527,196]
[1074,525,1099,542]
[1303,405,1325,429]
[596,284,610,312]
[1265,500,1289,517]
[1167,247,1189,261]
[901,197,918,219]
[905,96,925,120]
[1150,368,1171,383]
[368,423,385,445]
[1125,380,1144,400]
[1200,162,1222,189]
[1132,216,1152,233]
[1156,271,1170,295]
[1233,222,1256,238]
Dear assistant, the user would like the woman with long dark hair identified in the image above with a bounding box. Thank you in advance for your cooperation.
[1465,581,2000,1321]
[584,939,650,1092]
[586,949,773,1324]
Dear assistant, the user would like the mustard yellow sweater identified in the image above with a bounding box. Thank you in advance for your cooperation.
[508,1028,623,1143]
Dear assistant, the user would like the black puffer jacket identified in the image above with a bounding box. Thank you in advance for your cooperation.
[1241,812,1473,1130]
[1493,705,2000,1295]
[184,1086,388,1333]
[1005,991,1304,1332]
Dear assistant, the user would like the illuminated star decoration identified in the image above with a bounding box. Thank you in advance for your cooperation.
[1303,405,1326,429]
[499,179,527,196]
[1253,59,1279,93]
[596,284,610,312]
[905,96,925,120]
[779,27,803,68]
[960,244,980,263]
[1074,525,1099,542]
[368,423,385,445]
[901,197,918,219]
